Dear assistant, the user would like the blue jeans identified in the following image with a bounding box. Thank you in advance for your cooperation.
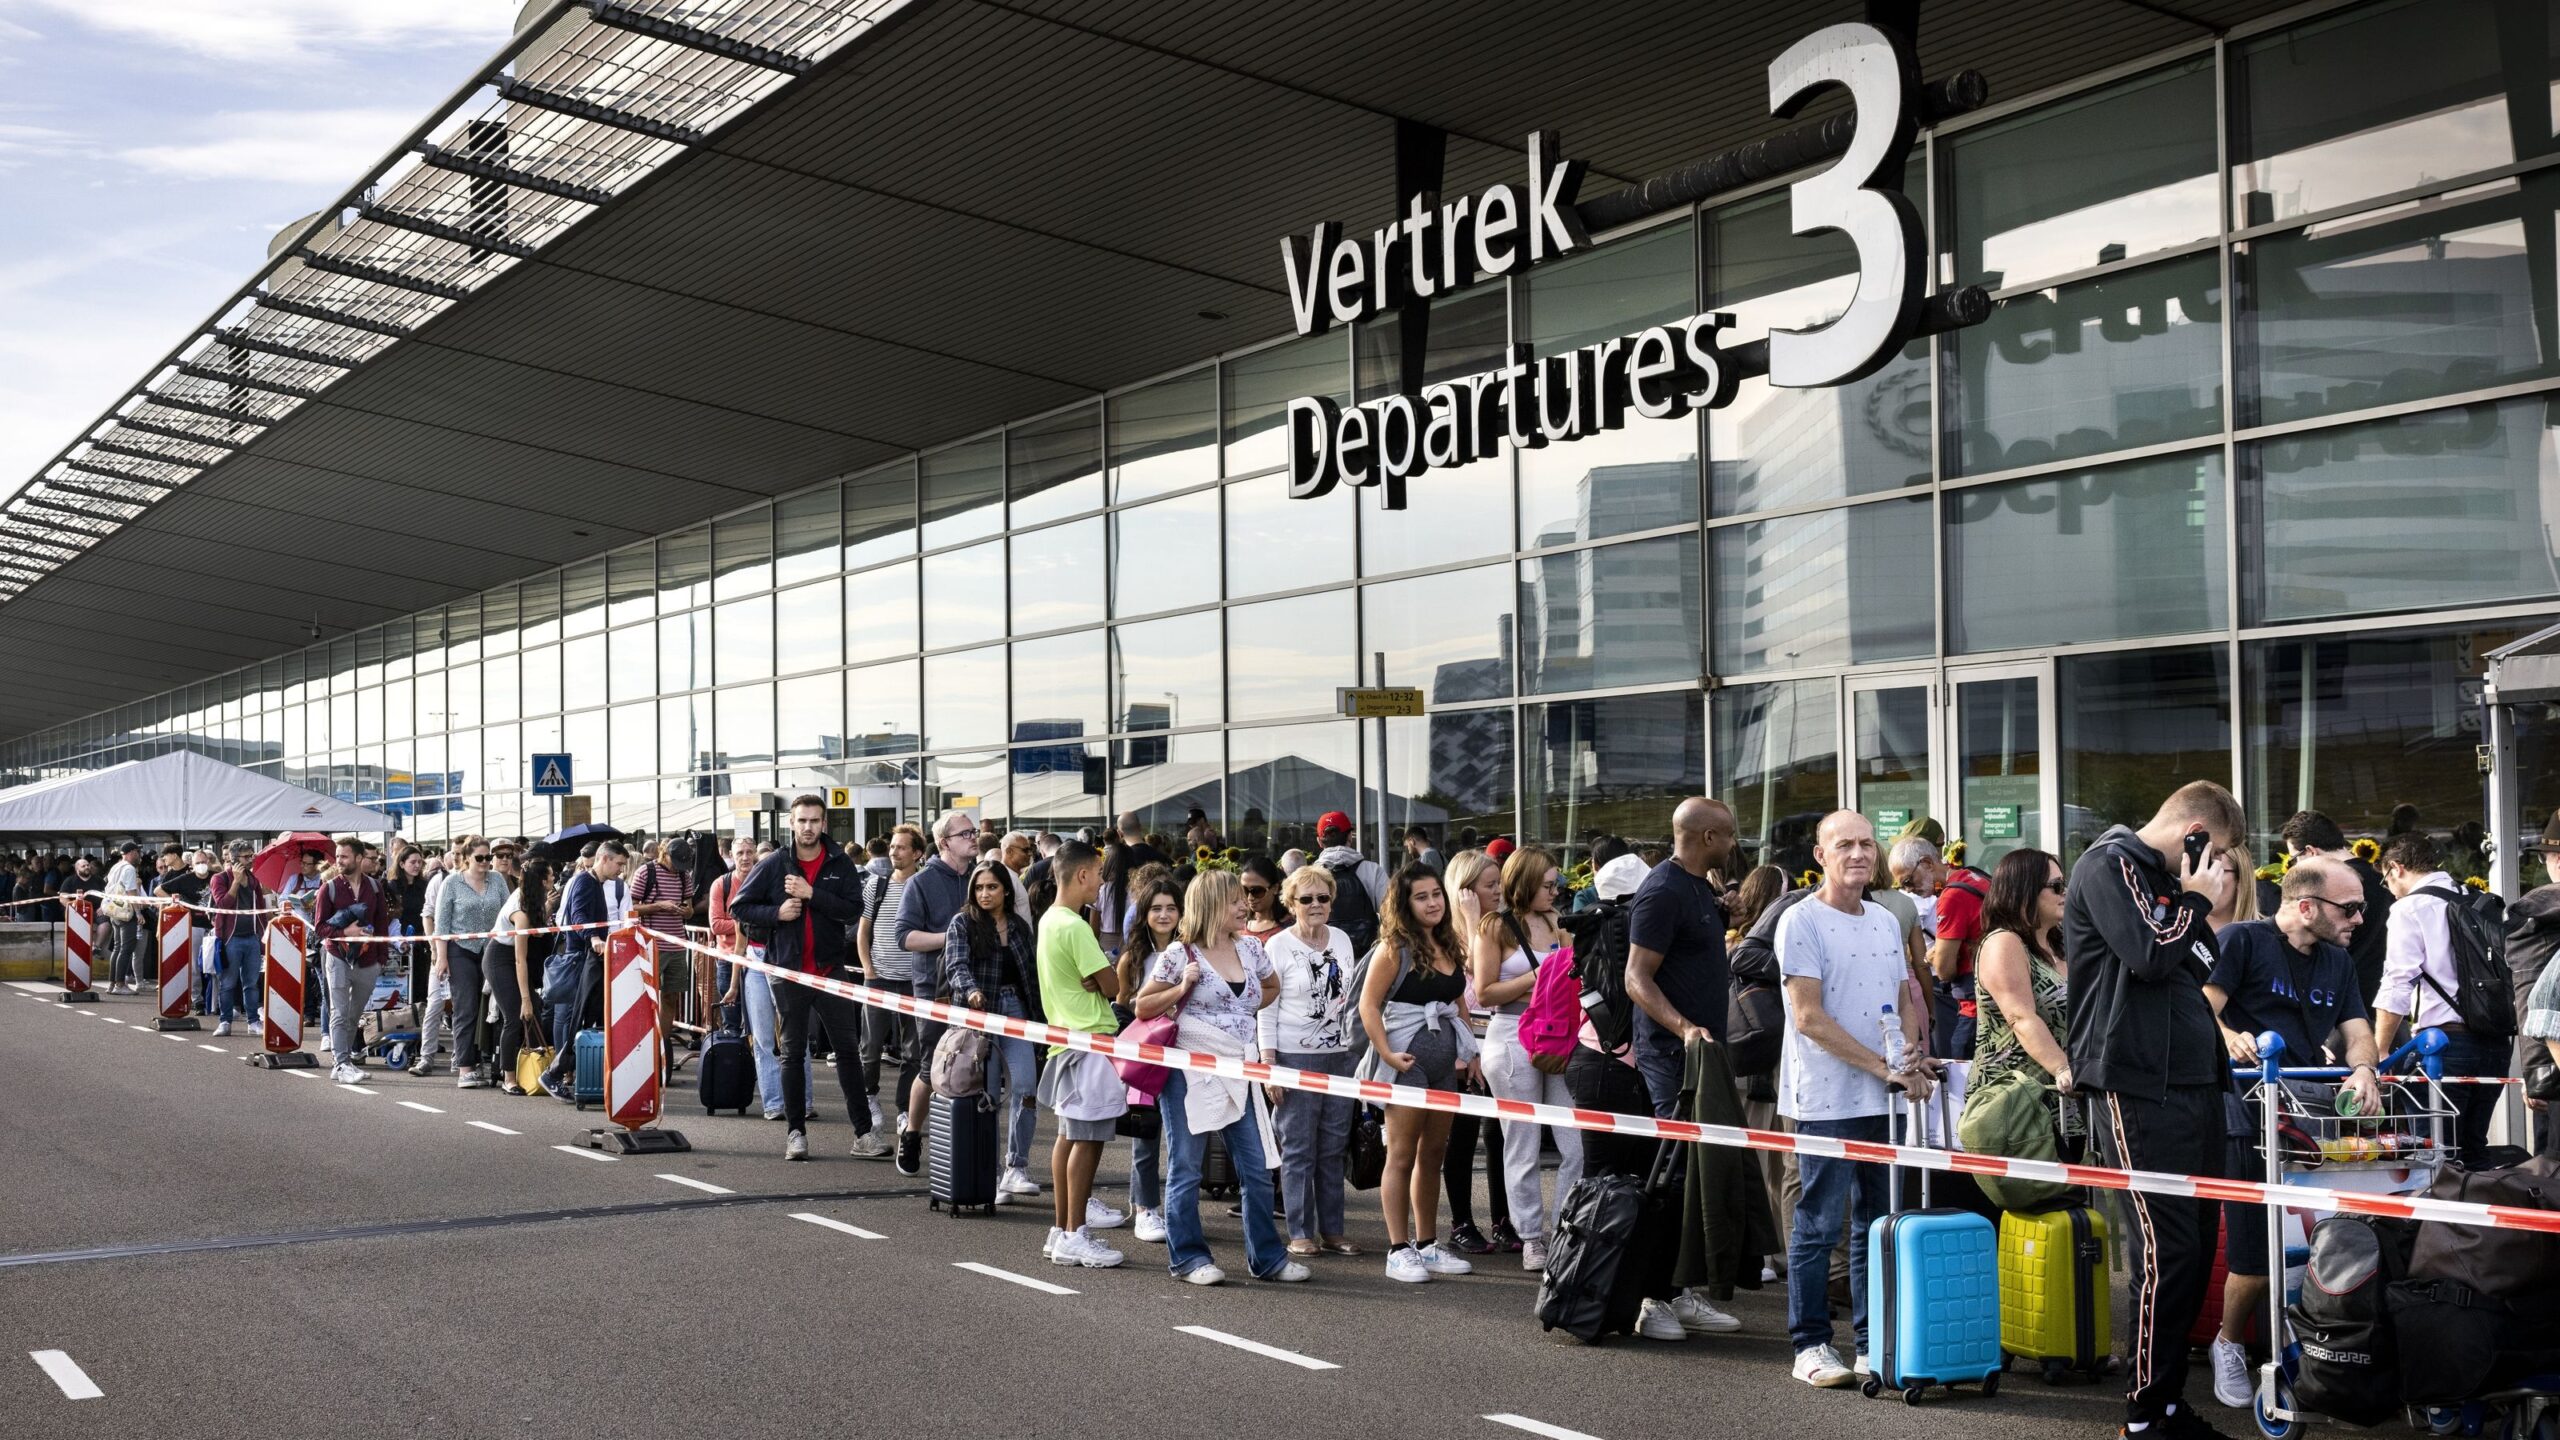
[994,992,1039,1170]
[2437,1030,2509,1165]
[743,967,811,1119]
[216,935,260,1023]
[1131,1125,1163,1211]
[1630,1012,1687,1118]
[1787,1113,1889,1355]
[1159,1071,1287,1280]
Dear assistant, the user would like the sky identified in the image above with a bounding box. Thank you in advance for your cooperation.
[0,0,521,499]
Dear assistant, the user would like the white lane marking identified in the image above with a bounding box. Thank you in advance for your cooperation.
[656,1173,732,1195]
[162,1034,186,1043]
[29,1349,102,1400]
[790,1212,884,1240]
[1484,1417,1604,1440]
[398,1101,445,1114]
[1174,1325,1339,1372]
[952,1261,1077,1296]
[97,1017,121,1024]
[331,1081,375,1094]
[283,1068,318,1079]
[467,1121,520,1135]
[8,981,57,993]
[553,1144,618,1162]
[198,1044,227,1053]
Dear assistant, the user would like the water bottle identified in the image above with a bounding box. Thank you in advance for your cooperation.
[1881,1002,1905,1077]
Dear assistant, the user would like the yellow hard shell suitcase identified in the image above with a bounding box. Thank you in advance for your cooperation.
[1998,1206,2112,1383]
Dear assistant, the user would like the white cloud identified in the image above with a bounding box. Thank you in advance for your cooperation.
[0,0,507,64]
[117,106,424,183]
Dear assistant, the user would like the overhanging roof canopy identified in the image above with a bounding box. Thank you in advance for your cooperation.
[0,0,2299,742]
[0,749,397,834]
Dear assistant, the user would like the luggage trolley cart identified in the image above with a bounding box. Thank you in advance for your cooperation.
[2249,1028,2454,1440]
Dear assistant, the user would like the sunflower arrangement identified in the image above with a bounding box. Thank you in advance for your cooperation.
[1563,858,1595,894]
[1796,868,1821,889]
[2464,874,2489,892]
[1193,845,1246,873]
[1945,840,1967,866]
[2352,837,2381,864]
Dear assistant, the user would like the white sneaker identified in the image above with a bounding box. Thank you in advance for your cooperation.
[1635,1298,1689,1341]
[999,1166,1041,1197]
[1133,1207,1167,1243]
[1069,1229,1125,1270]
[1854,1352,1872,1378]
[1260,1261,1311,1283]
[1670,1289,1742,1334]
[1415,1242,1472,1276]
[1181,1263,1225,1286]
[212,1020,232,1037]
[329,1062,361,1085]
[1385,1247,1432,1284]
[1044,1226,1068,1263]
[1084,1196,1126,1231]
[319,1036,334,1053]
[247,1020,263,1036]
[869,1096,888,1131]
[1793,1344,1856,1388]
[847,1132,890,1160]
[1522,1241,1547,1272]
[2210,1335,2252,1408]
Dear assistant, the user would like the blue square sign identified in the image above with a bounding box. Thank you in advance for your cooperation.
[530,753,574,795]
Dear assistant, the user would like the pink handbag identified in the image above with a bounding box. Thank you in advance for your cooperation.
[1114,1008,1181,1097]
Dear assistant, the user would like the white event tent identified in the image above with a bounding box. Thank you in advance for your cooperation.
[0,750,397,836]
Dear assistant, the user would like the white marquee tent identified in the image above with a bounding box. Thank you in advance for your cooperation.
[0,750,397,835]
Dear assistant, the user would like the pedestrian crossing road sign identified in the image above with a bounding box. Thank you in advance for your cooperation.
[531,754,574,795]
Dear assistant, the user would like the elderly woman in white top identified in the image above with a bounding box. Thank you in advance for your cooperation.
[1257,863,1361,1258]
[1132,869,1307,1288]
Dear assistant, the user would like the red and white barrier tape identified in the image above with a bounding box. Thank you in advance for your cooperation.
[671,930,2560,1236]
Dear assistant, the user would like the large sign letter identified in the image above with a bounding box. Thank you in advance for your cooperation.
[1764,23,1923,389]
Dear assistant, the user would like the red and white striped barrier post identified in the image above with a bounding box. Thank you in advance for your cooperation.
[587,925,688,1154]
[153,903,199,1032]
[59,896,98,1003]
[249,913,316,1070]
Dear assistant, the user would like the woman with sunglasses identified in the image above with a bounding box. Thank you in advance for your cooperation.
[1971,847,2074,1103]
[494,857,554,1095]
[1258,863,1361,1258]
[948,858,1045,1200]
[1118,871,1186,1244]
[1239,856,1288,948]
[431,840,509,1089]
[1470,846,1582,1271]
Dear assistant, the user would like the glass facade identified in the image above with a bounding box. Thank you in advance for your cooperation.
[8,0,2556,873]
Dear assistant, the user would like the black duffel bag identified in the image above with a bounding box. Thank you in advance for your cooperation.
[2286,1214,2417,1425]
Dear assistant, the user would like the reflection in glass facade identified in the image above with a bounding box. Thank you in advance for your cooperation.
[10,0,2558,872]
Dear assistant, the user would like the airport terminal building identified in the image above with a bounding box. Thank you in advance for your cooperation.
[0,0,2554,881]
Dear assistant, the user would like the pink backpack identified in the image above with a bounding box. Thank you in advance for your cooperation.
[1517,943,1581,1068]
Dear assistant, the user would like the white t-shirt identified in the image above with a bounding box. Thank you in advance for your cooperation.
[1775,897,1907,1123]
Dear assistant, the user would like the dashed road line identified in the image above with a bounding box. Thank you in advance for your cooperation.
[953,1261,1077,1295]
[657,1174,732,1195]
[467,1120,519,1135]
[1483,1417,1603,1440]
[552,1144,618,1162]
[29,1349,102,1400]
[1174,1325,1339,1371]
[791,1213,885,1240]
[161,1034,186,1043]
[198,1044,227,1053]
[330,1082,376,1095]
[398,1101,445,1114]
[283,1068,318,1079]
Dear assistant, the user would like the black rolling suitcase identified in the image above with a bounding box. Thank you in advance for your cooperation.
[1537,1140,1681,1343]
[928,1092,1000,1215]
[697,1029,753,1115]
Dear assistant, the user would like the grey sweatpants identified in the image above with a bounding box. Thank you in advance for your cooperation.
[326,953,383,1063]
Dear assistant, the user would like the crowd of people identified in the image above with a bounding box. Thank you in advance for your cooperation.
[11,784,2560,1439]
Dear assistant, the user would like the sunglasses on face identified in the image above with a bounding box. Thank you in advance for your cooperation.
[1243,885,1270,898]
[2308,895,2367,919]
[470,853,492,863]
[1296,895,1332,906]
[2043,880,2067,896]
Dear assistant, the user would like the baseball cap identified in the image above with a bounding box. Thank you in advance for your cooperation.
[1317,811,1354,839]
[1485,837,1516,863]
[1595,854,1651,901]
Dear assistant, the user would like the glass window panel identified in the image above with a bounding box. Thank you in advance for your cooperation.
[1010,403,1102,528]
[714,594,771,686]
[916,540,1003,650]
[551,637,596,718]
[1356,281,1513,574]
[1012,629,1110,747]
[2238,176,2560,428]
[1953,252,2224,475]
[659,609,710,693]
[847,558,919,663]
[1112,611,1223,732]
[921,435,1004,550]
[1953,675,2043,871]
[562,559,604,636]
[2231,0,2560,227]
[479,653,516,728]
[330,690,354,752]
[1227,589,1357,723]
[521,644,560,719]
[1365,705,1516,852]
[1361,565,1513,703]
[1521,692,1703,857]
[1947,451,2229,653]
[608,622,653,704]
[605,782,655,835]
[1710,495,1933,673]
[775,486,839,588]
[416,669,447,736]
[1112,730,1222,843]
[2059,646,2231,865]
[923,645,1007,751]
[1520,220,1702,545]
[1943,59,2217,290]
[482,722,520,801]
[1110,365,1217,504]
[846,459,916,571]
[1713,678,1838,875]
[383,678,410,749]
[353,687,381,747]
[1708,166,1931,516]
[715,683,774,770]
[1228,720,1360,857]
[661,777,718,834]
[564,709,605,786]
[1226,473,1352,598]
[354,629,383,689]
[1110,489,1220,617]
[1010,518,1105,634]
[1225,332,1346,476]
[481,586,518,655]
[660,691,711,779]
[659,527,711,611]
[2244,392,2560,623]
[777,578,842,674]
[1848,684,1932,842]
[610,701,654,779]
[846,660,919,756]
[1519,533,1703,694]
[447,663,480,732]
[713,506,773,600]
[521,572,562,647]
[927,752,1009,834]
[608,543,654,626]
[776,672,841,772]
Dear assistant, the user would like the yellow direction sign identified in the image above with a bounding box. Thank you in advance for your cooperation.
[827,787,852,808]
[1336,686,1425,719]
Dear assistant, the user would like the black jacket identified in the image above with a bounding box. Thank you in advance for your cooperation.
[2063,825,2227,1101]
[731,845,865,976]
[2511,885,2560,1102]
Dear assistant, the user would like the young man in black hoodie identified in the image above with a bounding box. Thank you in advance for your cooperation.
[733,794,884,1163]
[2064,779,2244,1440]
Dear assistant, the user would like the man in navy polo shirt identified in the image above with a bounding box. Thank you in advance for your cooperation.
[2200,856,2381,1411]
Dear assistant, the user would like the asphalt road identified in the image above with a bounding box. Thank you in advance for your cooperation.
[0,981,2156,1440]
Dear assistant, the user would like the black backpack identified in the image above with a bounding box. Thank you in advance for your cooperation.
[1725,921,1784,1077]
[2289,1214,2419,1425]
[1559,897,1638,1057]
[1324,856,1380,958]
[2416,885,2516,1039]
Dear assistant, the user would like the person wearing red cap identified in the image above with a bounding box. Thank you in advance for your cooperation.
[1313,812,1387,958]
[1485,837,1516,864]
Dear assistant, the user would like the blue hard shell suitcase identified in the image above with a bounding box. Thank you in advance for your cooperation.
[1865,1091,2004,1403]
[571,1027,607,1110]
